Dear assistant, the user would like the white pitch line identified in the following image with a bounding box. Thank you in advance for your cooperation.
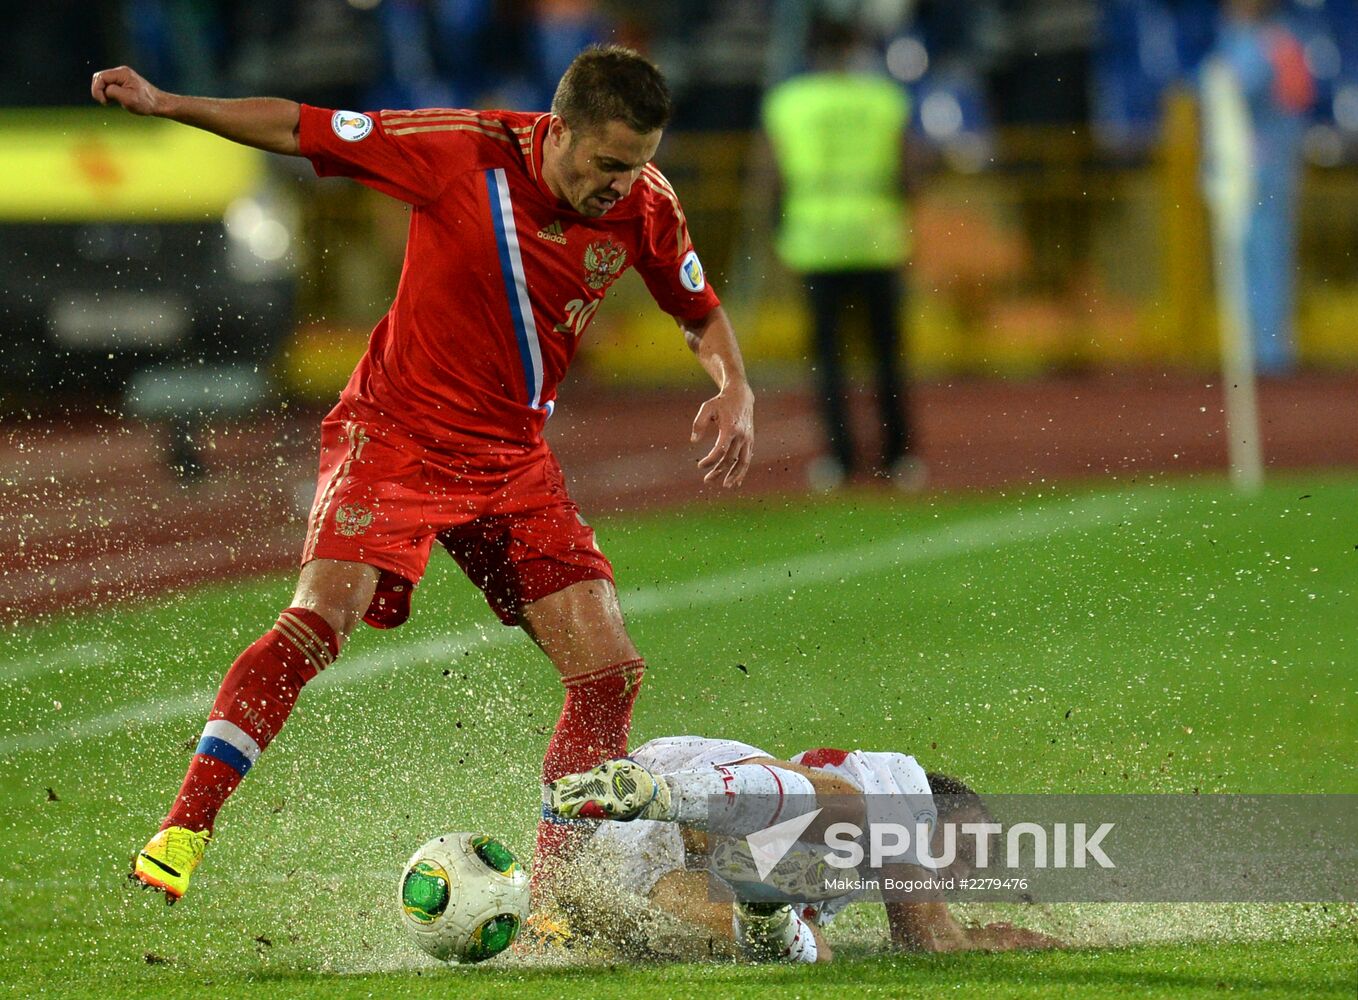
[0,641,122,685]
[0,488,1167,757]
[621,488,1150,616]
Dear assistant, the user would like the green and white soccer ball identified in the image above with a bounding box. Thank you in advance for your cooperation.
[398,832,530,963]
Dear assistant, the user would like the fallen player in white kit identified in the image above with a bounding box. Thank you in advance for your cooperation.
[545,736,1060,962]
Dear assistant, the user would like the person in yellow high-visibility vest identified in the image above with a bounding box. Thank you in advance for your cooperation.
[763,17,922,491]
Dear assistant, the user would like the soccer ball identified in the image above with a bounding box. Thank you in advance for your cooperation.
[398,832,530,963]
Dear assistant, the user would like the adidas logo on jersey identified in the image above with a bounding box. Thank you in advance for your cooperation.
[537,219,568,244]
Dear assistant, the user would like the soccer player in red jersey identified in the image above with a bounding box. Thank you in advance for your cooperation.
[91,46,754,905]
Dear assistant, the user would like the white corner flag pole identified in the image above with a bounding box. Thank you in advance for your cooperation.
[1201,57,1265,493]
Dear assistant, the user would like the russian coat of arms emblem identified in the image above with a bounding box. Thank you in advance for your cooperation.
[583,239,627,290]
[335,504,375,537]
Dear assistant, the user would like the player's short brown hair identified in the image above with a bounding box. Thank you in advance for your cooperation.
[926,772,990,822]
[551,45,672,135]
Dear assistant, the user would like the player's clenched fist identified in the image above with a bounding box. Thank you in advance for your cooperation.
[91,66,161,115]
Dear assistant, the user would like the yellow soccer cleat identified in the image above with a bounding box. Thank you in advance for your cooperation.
[517,909,576,954]
[546,758,670,822]
[131,826,211,904]
[514,907,627,961]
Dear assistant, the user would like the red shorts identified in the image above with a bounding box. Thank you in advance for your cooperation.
[303,407,613,627]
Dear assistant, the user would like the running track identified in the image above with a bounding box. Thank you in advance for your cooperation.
[2,372,1355,624]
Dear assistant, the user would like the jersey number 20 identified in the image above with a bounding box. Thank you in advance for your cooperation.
[554,298,601,339]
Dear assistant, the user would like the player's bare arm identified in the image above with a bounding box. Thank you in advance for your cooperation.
[91,65,301,157]
[684,305,755,488]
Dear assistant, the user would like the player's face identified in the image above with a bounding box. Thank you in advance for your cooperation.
[545,117,661,217]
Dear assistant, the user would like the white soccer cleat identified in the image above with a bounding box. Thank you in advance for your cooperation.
[546,758,670,821]
[733,900,819,963]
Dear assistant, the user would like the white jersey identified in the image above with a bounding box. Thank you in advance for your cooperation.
[790,746,936,838]
[590,737,937,921]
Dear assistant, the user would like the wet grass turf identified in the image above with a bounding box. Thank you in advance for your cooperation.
[1,473,1355,997]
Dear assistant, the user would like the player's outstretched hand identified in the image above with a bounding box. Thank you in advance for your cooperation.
[91,66,163,116]
[967,921,1063,952]
[897,919,1063,953]
[691,381,754,488]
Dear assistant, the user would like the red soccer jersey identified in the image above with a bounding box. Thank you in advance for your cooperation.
[298,105,721,450]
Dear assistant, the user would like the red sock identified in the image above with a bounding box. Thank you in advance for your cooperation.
[163,607,338,833]
[534,658,645,889]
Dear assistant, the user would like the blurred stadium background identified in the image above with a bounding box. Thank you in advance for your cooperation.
[4,0,1358,619]
[3,8,1357,994]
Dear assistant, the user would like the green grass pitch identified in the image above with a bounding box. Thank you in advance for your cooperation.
[1,474,1354,998]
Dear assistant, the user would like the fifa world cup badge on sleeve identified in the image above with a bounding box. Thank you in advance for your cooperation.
[331,111,374,142]
[679,250,706,293]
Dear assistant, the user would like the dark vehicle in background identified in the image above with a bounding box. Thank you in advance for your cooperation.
[0,108,296,474]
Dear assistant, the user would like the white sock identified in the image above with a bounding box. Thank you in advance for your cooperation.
[654,763,818,836]
[733,902,819,963]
